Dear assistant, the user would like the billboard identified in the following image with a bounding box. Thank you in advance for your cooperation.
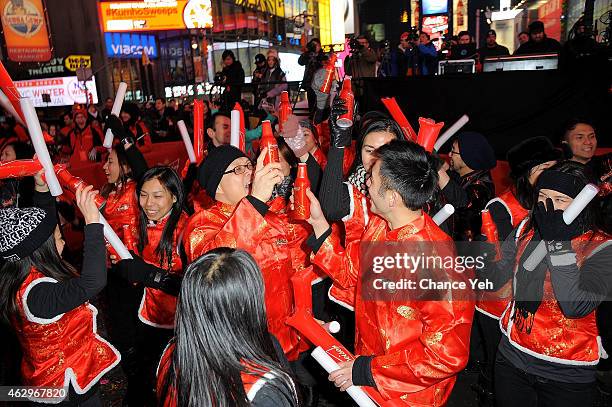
[105,33,158,58]
[0,0,52,62]
[14,75,99,107]
[422,0,448,15]
[99,0,212,32]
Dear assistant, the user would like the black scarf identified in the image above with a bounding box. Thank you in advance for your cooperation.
[512,228,548,334]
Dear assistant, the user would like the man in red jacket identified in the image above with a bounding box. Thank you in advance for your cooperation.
[304,140,474,405]
[183,145,303,361]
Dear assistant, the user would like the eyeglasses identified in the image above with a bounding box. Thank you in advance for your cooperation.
[450,150,461,156]
[223,162,254,175]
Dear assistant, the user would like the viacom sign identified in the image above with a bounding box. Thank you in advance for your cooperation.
[105,33,158,59]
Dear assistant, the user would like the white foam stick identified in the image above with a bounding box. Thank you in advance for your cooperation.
[311,347,377,407]
[0,89,24,126]
[432,204,455,225]
[99,214,133,260]
[523,183,599,271]
[20,98,62,196]
[177,120,197,164]
[230,109,241,148]
[433,114,469,152]
[103,82,128,148]
[323,321,341,334]
[562,184,599,224]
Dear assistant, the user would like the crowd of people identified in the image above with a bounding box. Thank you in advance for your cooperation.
[0,52,611,407]
[349,19,606,79]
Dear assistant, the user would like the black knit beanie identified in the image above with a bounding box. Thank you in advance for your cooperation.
[198,145,248,199]
[0,207,56,262]
[457,132,497,171]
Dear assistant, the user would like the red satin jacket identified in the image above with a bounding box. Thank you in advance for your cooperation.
[500,222,610,365]
[13,269,120,402]
[183,198,301,360]
[156,342,287,406]
[68,125,103,166]
[136,212,188,329]
[477,189,530,319]
[312,213,474,405]
[102,181,138,241]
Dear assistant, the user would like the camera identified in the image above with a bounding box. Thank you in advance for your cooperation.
[349,37,363,53]
[406,27,419,42]
[213,71,226,85]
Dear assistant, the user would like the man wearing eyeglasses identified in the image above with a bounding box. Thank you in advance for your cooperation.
[183,144,303,363]
[437,131,497,241]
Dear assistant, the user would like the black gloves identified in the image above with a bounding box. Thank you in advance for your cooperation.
[329,97,352,148]
[115,253,182,296]
[533,198,581,253]
[104,114,130,142]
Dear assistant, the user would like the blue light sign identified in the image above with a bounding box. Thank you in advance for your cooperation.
[105,33,158,59]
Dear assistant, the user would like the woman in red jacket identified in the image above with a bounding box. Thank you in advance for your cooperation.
[478,161,612,407]
[115,166,188,405]
[0,179,119,405]
[157,248,297,407]
[67,107,104,166]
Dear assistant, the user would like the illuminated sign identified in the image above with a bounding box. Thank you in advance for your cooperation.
[0,0,52,62]
[422,0,448,15]
[14,75,99,107]
[65,55,92,71]
[422,15,449,50]
[99,0,212,32]
[105,33,158,58]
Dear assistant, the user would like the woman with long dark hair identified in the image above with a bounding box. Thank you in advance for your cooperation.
[478,161,612,407]
[115,166,189,405]
[0,177,119,405]
[157,248,297,407]
[472,136,561,405]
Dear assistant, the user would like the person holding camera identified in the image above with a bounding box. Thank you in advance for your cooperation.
[345,35,377,79]
[219,50,245,108]
[298,38,326,115]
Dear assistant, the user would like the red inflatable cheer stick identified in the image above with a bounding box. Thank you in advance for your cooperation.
[380,97,416,141]
[416,117,444,152]
[193,99,205,165]
[319,53,338,94]
[54,165,106,208]
[0,61,25,125]
[0,159,42,179]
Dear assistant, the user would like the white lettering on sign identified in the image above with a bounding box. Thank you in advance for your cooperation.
[111,44,156,56]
